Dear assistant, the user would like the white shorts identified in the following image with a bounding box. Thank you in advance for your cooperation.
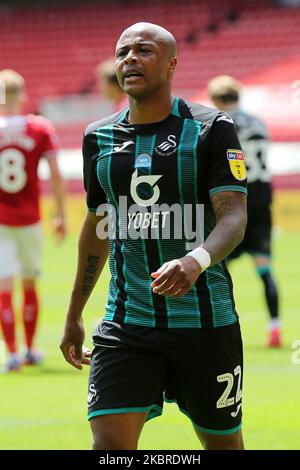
[0,222,42,279]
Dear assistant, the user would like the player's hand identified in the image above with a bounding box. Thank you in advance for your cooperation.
[60,317,87,370]
[82,346,92,366]
[52,215,67,241]
[151,256,202,298]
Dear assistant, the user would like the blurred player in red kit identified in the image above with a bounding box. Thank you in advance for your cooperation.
[0,69,66,372]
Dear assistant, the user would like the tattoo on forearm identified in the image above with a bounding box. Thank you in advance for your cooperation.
[82,255,99,296]
[206,192,247,264]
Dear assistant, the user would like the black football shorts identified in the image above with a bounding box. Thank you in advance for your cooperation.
[87,320,243,435]
[228,204,272,260]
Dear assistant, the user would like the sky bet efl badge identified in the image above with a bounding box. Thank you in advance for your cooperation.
[227,149,247,181]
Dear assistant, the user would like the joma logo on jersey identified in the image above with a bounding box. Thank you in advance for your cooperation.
[155,135,177,156]
[226,149,247,181]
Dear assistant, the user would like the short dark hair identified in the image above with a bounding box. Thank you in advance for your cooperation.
[211,90,239,103]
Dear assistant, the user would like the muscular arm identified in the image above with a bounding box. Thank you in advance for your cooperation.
[203,191,247,265]
[60,211,109,368]
[67,211,109,320]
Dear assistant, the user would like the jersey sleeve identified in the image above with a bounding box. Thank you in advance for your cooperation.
[83,132,107,211]
[207,114,248,197]
[40,118,59,159]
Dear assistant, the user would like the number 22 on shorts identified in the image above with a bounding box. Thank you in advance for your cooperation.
[216,365,242,412]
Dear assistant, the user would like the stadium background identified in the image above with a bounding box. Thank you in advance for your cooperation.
[0,0,299,450]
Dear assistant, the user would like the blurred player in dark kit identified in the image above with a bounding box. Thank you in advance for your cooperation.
[96,58,127,112]
[208,75,281,347]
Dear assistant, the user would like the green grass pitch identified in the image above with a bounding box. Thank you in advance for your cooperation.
[0,229,299,449]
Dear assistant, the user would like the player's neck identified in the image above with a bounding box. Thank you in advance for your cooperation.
[128,90,173,125]
[113,89,125,105]
[221,103,239,112]
[0,105,23,116]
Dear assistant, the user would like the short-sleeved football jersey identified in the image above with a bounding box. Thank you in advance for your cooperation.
[0,114,58,226]
[228,108,271,207]
[83,98,247,328]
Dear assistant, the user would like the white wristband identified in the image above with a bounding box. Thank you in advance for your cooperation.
[186,246,211,271]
